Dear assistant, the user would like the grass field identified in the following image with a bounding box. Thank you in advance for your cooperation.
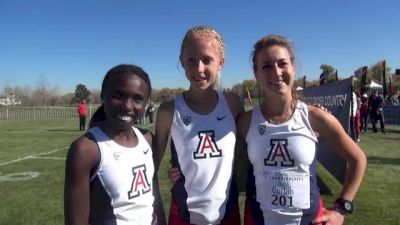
[0,118,399,225]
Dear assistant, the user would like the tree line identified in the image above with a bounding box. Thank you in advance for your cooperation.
[2,60,398,106]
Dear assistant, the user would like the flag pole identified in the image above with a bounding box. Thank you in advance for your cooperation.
[382,60,387,99]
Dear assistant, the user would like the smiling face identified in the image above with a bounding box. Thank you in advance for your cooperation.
[180,27,224,91]
[254,45,295,97]
[180,36,224,90]
[102,73,150,131]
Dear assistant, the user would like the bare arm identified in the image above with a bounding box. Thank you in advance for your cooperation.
[234,110,252,191]
[153,100,174,172]
[224,92,248,190]
[309,105,367,225]
[152,101,174,224]
[142,130,167,225]
[64,136,99,225]
[309,105,367,200]
[224,91,245,122]
[152,172,167,225]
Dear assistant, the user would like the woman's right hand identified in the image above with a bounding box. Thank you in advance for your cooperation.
[168,167,181,184]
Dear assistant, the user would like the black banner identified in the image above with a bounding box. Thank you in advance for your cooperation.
[382,60,387,98]
[302,77,353,184]
[360,66,368,96]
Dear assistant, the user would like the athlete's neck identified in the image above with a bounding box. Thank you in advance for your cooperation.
[100,122,138,148]
[261,96,295,124]
[184,88,218,115]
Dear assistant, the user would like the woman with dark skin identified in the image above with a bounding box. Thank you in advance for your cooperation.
[64,64,166,225]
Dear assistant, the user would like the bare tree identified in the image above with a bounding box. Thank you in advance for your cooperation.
[48,85,62,106]
[2,85,14,95]
[61,93,75,106]
[242,79,257,98]
[37,80,49,106]
[90,89,101,104]
[320,64,337,83]
[30,79,63,106]
[370,60,391,84]
[14,85,32,106]
[152,87,185,103]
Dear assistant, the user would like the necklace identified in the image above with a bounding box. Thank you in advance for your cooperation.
[265,102,296,125]
[267,113,292,125]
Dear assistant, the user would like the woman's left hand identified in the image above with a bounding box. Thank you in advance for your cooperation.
[312,208,345,225]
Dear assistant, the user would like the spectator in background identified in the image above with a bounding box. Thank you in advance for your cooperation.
[350,91,359,141]
[391,94,399,105]
[355,96,361,142]
[398,93,400,105]
[360,93,369,132]
[141,104,148,125]
[369,90,385,133]
[77,100,87,131]
[147,101,155,124]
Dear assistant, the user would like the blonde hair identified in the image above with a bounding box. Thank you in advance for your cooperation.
[180,26,225,88]
[180,26,225,58]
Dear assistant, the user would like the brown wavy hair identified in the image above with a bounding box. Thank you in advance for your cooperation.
[250,34,298,104]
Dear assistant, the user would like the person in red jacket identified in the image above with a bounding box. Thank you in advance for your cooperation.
[77,100,87,131]
[359,94,369,132]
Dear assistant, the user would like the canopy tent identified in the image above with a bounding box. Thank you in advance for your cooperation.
[296,86,304,91]
[366,80,382,89]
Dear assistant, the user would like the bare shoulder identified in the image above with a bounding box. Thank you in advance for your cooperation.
[237,110,252,137]
[156,100,175,130]
[67,134,100,169]
[307,104,342,135]
[224,91,242,108]
[153,100,175,170]
[238,109,252,123]
[157,100,174,119]
[224,91,244,119]
[138,128,154,147]
[307,104,325,119]
[69,134,98,156]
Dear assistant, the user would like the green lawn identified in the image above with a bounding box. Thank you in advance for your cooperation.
[0,118,399,225]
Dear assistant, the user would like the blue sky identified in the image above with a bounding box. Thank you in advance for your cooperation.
[1,0,399,94]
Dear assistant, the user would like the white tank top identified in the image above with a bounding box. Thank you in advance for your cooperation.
[171,92,236,224]
[246,101,319,224]
[89,126,155,225]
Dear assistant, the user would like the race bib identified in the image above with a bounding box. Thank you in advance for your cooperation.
[263,170,310,209]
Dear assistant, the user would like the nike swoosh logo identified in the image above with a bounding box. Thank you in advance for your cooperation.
[217,115,228,121]
[143,149,150,154]
[291,126,305,131]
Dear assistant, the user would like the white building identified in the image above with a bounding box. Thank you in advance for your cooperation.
[0,94,22,106]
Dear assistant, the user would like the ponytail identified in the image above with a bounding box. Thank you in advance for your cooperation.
[89,104,106,128]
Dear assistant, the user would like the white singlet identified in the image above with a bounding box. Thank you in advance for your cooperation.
[246,101,320,225]
[171,92,236,224]
[89,126,155,225]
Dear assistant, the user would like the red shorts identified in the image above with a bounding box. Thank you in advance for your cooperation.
[168,198,241,225]
[243,197,263,225]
